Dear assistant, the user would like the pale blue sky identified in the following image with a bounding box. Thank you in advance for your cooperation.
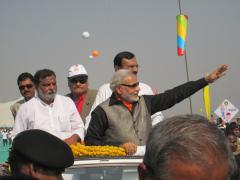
[0,0,239,118]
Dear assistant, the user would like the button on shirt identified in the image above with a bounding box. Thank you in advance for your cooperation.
[13,95,85,141]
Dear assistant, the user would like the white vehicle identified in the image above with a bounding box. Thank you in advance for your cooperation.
[63,156,143,180]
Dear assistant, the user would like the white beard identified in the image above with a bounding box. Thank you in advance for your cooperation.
[38,90,56,103]
[121,93,139,103]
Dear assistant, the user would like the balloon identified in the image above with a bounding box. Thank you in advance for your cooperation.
[82,31,90,39]
[91,50,100,57]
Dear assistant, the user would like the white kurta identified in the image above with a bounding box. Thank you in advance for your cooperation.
[13,95,85,141]
[85,82,164,129]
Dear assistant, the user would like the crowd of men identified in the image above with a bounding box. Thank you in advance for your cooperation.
[1,51,240,179]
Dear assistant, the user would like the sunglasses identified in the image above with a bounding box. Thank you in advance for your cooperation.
[19,84,34,90]
[70,77,88,84]
[120,82,139,88]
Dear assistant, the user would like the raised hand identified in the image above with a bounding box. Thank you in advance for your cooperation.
[205,64,228,83]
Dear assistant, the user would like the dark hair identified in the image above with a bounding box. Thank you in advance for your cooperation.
[17,73,34,86]
[34,69,56,85]
[8,150,33,175]
[143,114,236,180]
[8,150,63,177]
[226,122,239,135]
[0,174,36,180]
[113,51,135,67]
[226,130,236,136]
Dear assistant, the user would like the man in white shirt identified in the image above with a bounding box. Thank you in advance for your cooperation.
[2,131,8,146]
[85,51,164,129]
[13,69,84,145]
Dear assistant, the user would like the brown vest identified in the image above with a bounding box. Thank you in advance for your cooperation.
[99,97,152,145]
[66,89,97,124]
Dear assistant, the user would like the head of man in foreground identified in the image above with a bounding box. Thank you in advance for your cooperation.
[139,114,237,180]
[8,129,74,180]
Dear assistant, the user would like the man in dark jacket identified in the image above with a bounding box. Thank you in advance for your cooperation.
[85,64,228,155]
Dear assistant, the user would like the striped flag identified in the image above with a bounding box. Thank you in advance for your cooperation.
[177,14,188,56]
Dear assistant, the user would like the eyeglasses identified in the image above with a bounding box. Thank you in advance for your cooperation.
[120,82,139,88]
[69,77,88,84]
[19,84,34,90]
[122,65,140,69]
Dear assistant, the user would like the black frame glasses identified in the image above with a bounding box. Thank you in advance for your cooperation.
[69,77,88,84]
[120,82,139,88]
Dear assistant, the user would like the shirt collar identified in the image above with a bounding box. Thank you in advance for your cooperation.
[36,96,55,107]
[109,93,120,106]
[69,93,86,102]
[109,93,134,112]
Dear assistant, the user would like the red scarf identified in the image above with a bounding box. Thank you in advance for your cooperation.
[74,95,85,114]
[115,94,133,112]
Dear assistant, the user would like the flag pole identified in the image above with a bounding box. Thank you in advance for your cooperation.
[178,0,182,14]
[184,48,193,114]
[178,0,193,114]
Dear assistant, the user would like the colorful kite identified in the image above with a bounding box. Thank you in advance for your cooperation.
[177,14,188,56]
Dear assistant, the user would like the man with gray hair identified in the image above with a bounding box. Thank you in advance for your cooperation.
[138,114,237,180]
[85,51,164,129]
[85,65,228,155]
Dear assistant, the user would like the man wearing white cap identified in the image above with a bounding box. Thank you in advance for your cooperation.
[66,64,97,124]
[13,69,85,145]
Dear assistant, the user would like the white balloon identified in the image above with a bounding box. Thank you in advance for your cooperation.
[82,31,90,39]
[89,55,94,59]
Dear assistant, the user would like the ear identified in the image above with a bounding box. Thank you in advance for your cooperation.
[115,85,122,95]
[138,163,148,180]
[115,66,121,72]
[18,164,34,177]
[28,164,38,178]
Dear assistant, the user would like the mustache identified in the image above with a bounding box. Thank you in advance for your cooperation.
[23,90,32,93]
[46,90,56,94]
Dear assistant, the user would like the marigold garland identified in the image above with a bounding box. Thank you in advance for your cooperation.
[70,143,126,157]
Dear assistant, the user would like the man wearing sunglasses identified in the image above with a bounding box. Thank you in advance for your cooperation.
[85,51,164,129]
[13,69,84,145]
[85,65,228,155]
[66,64,97,125]
[10,72,36,119]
